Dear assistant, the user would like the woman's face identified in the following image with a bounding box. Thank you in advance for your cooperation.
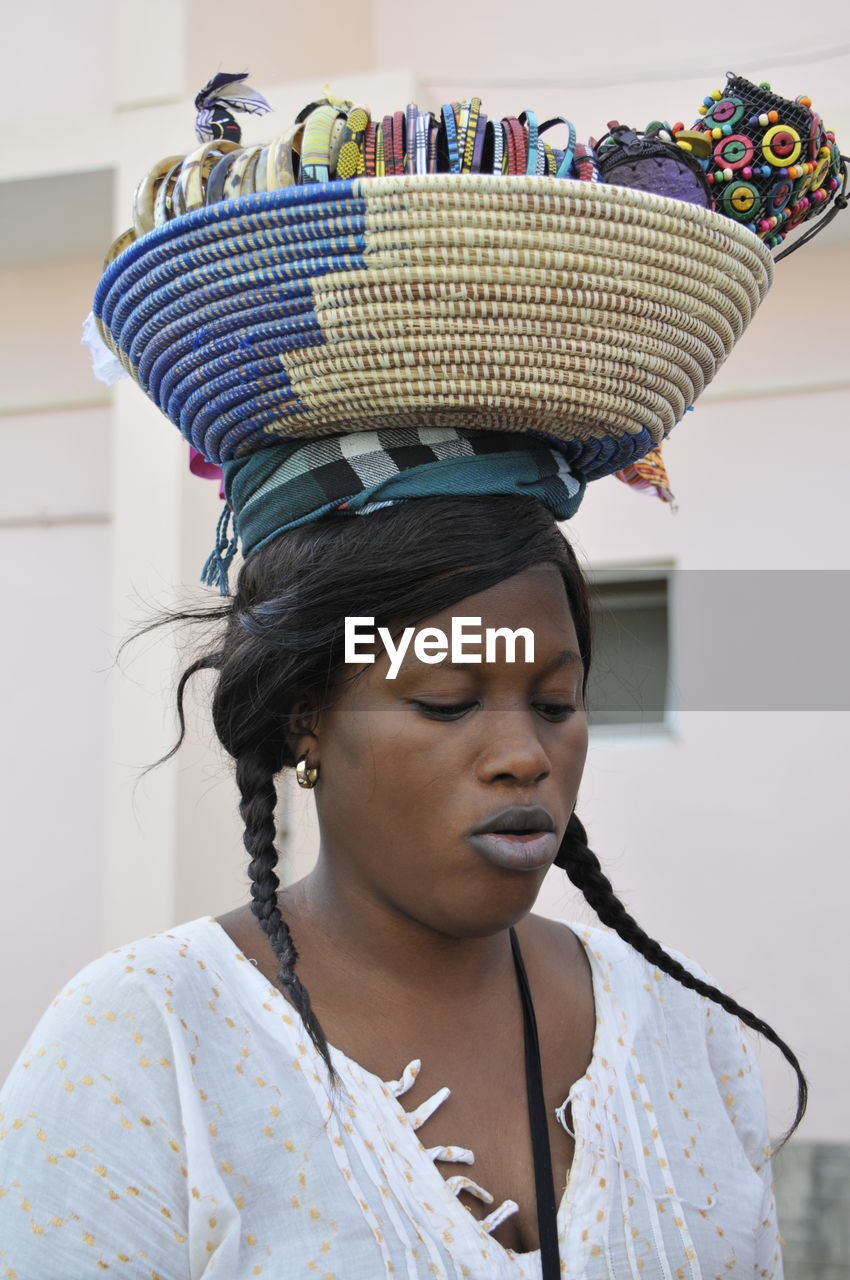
[299,563,588,937]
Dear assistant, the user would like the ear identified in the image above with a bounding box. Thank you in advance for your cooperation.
[288,695,320,764]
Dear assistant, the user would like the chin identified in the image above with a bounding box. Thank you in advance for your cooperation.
[424,871,548,939]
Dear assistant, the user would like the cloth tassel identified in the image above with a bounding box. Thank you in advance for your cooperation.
[615,446,677,510]
[201,503,239,594]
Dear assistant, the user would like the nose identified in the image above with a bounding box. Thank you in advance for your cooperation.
[477,708,551,785]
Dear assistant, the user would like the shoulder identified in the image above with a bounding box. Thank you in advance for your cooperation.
[0,915,266,1173]
[553,917,717,1021]
[0,919,229,1268]
[555,920,773,1173]
[1,916,228,1099]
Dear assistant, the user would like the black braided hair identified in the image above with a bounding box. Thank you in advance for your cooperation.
[141,494,806,1136]
[235,750,335,1078]
[555,810,806,1149]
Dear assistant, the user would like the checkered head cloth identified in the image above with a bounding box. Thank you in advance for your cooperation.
[201,426,585,593]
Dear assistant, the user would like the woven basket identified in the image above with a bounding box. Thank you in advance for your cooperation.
[93,173,774,480]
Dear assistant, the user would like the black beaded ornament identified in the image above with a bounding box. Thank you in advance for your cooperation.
[692,73,846,253]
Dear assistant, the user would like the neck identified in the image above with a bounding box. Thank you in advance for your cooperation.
[287,856,518,1016]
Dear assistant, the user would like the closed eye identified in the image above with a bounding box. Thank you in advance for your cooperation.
[411,701,576,721]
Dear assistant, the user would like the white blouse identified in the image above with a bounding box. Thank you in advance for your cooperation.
[0,916,782,1278]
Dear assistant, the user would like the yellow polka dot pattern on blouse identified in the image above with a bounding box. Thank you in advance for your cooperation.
[0,918,782,1277]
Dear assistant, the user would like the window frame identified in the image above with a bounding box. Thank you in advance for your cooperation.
[582,560,679,742]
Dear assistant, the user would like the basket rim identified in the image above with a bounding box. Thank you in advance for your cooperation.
[96,172,775,292]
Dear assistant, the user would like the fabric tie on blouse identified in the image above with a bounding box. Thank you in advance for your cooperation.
[385,1056,525,1237]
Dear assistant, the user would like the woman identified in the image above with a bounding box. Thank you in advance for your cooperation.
[0,491,801,1276]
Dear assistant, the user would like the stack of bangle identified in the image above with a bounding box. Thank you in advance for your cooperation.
[110,80,844,267]
[118,96,601,254]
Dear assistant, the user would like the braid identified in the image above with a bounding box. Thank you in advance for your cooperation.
[235,752,337,1082]
[556,811,807,1148]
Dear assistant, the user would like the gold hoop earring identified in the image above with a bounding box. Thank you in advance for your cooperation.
[296,756,319,789]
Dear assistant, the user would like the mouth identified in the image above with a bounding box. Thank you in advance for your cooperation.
[468,805,556,837]
[466,830,559,871]
[466,805,559,872]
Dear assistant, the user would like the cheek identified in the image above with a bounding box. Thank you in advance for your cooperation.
[554,716,589,782]
[322,704,428,799]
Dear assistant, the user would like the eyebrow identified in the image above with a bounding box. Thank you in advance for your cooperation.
[399,645,583,675]
[436,648,584,675]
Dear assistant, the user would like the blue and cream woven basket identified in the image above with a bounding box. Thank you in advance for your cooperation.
[93,172,774,481]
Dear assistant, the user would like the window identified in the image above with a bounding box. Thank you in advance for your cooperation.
[584,569,672,732]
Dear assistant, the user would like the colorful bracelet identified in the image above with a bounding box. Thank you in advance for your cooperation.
[364,120,378,177]
[412,110,430,175]
[133,154,184,234]
[204,149,240,205]
[253,144,271,193]
[503,117,526,175]
[471,111,487,174]
[153,159,183,225]
[520,111,540,177]
[222,144,262,203]
[391,109,405,175]
[461,97,482,173]
[381,113,397,175]
[405,103,417,175]
[337,107,369,180]
[328,115,347,177]
[558,119,577,178]
[428,118,440,173]
[300,103,340,182]
[455,100,471,171]
[533,116,578,179]
[441,103,460,174]
[378,116,392,175]
[491,121,505,175]
[573,143,601,183]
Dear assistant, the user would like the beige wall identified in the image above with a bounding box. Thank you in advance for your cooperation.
[2,1,848,1148]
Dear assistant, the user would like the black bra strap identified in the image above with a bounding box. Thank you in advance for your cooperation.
[509,926,561,1276]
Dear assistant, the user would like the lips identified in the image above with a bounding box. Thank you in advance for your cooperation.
[468,804,556,837]
[466,805,559,872]
[466,830,559,872]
